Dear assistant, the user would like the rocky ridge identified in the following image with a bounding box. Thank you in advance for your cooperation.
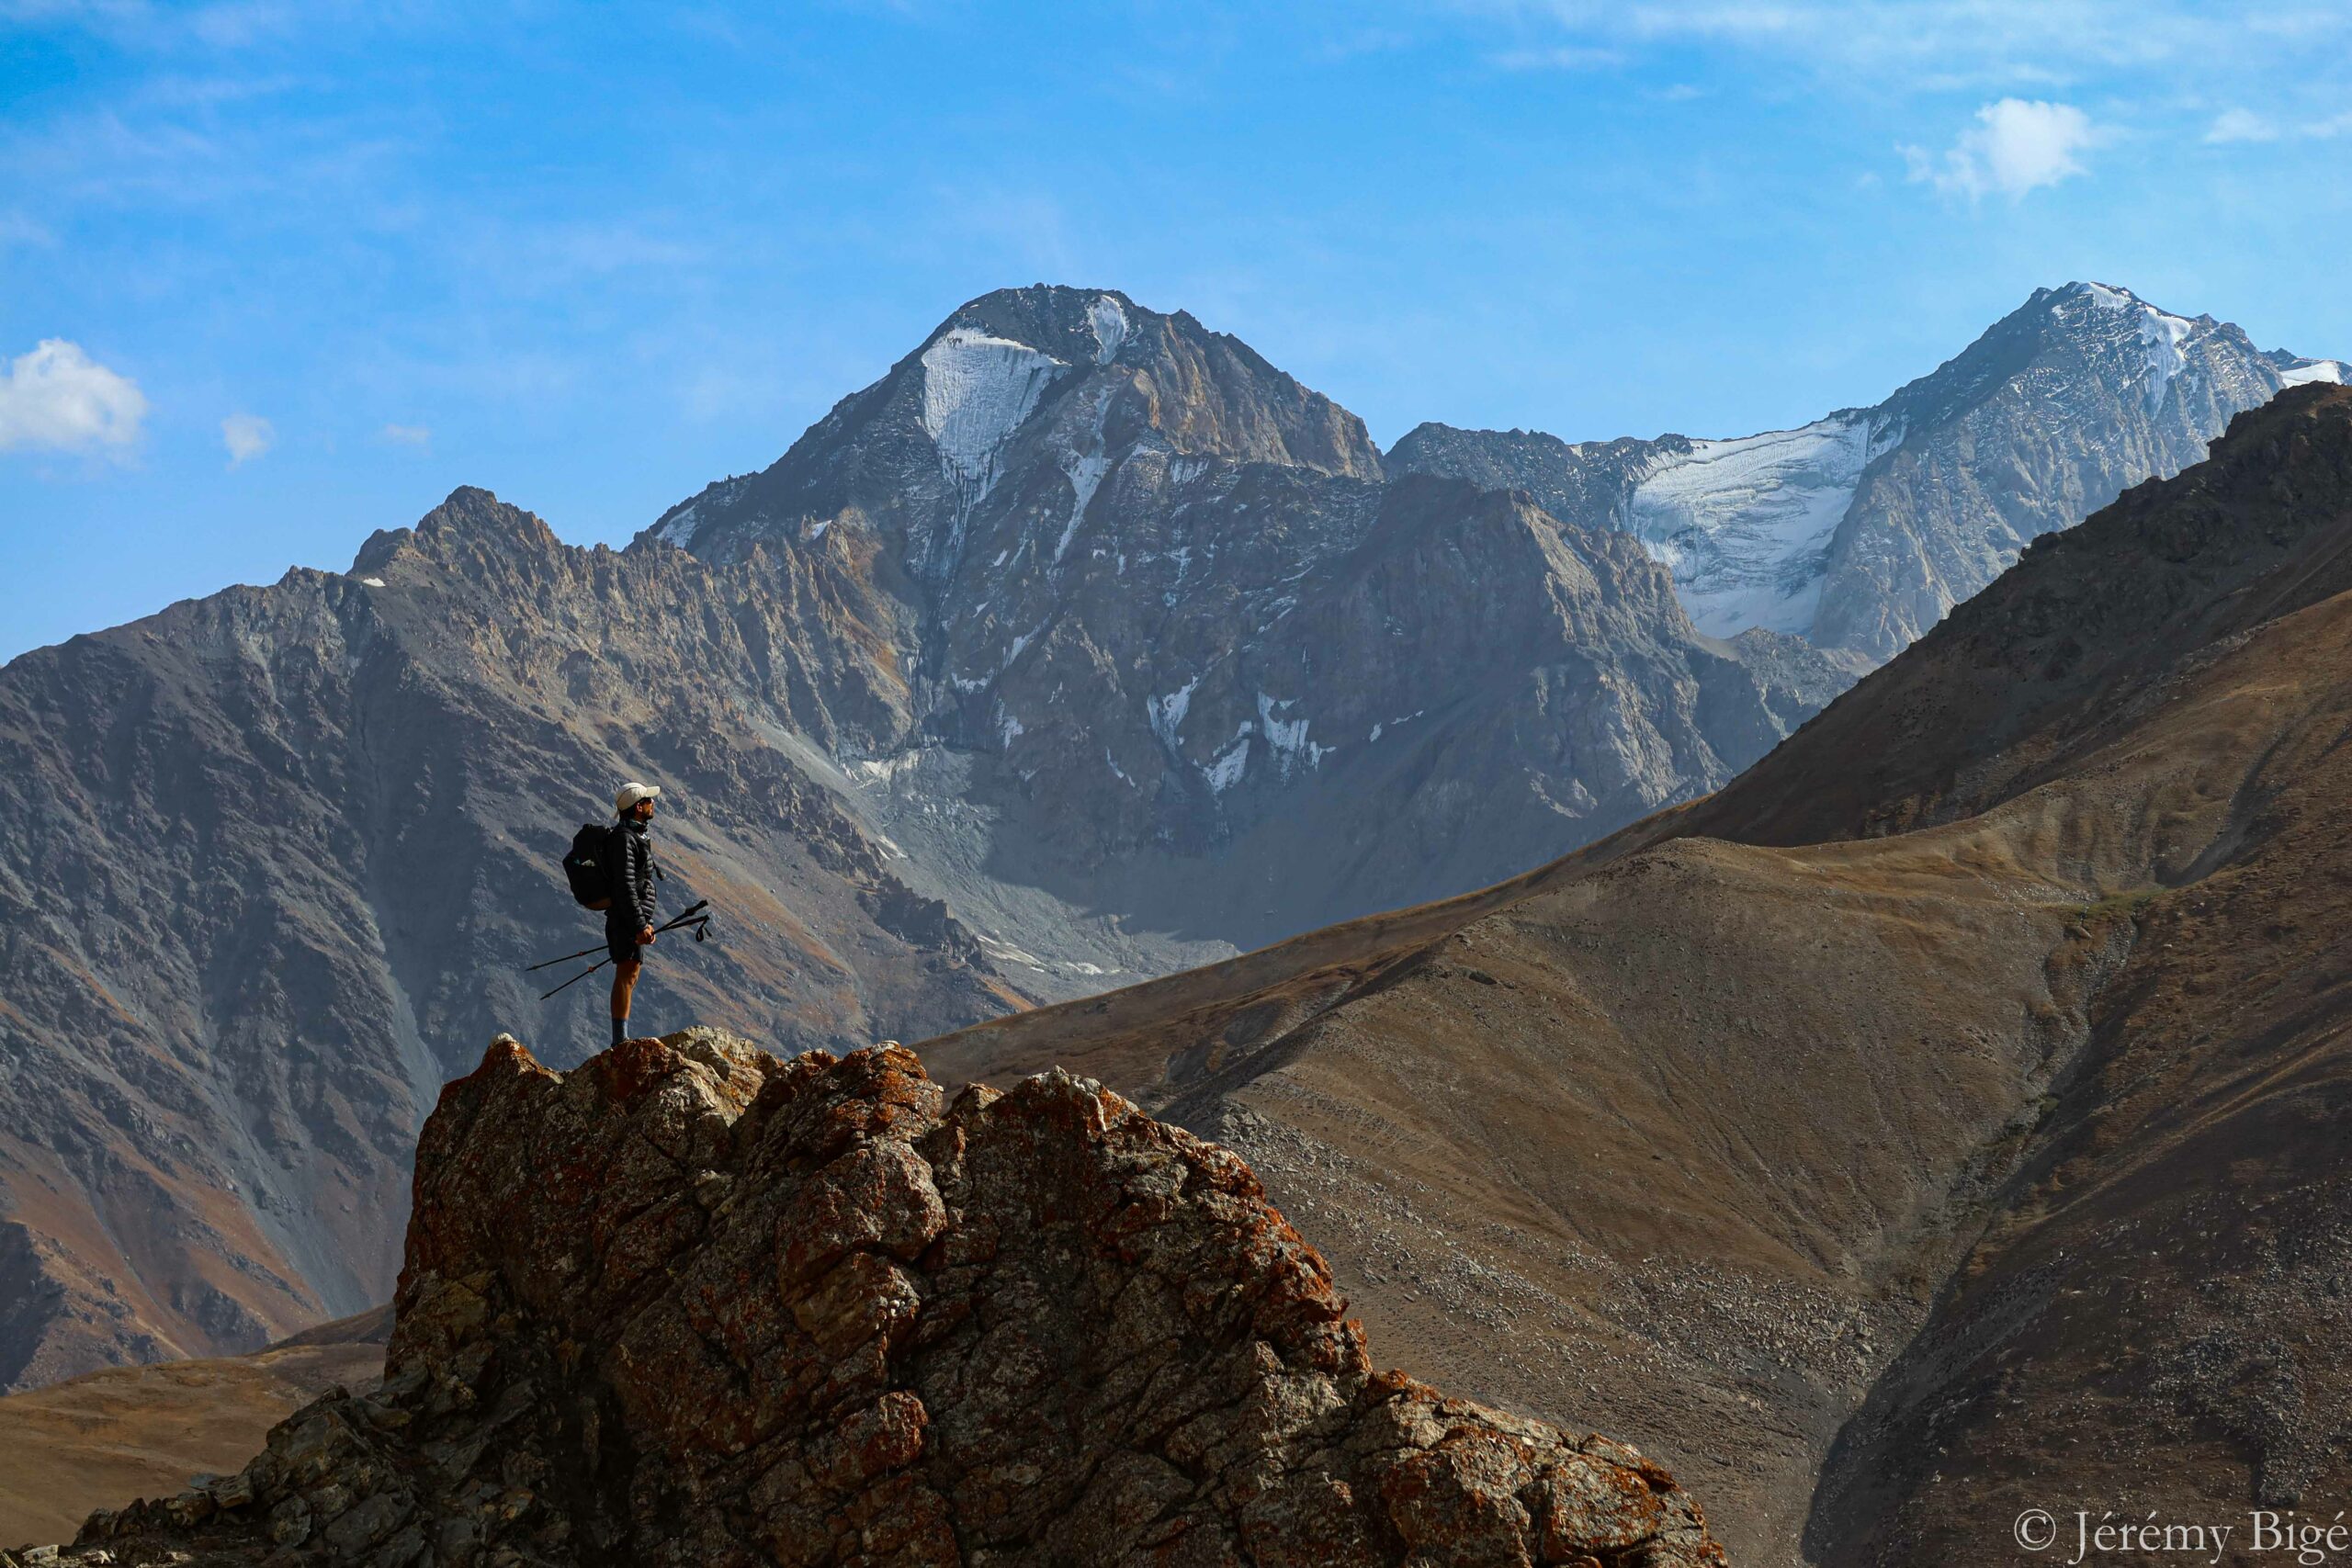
[28,1029,1725,1567]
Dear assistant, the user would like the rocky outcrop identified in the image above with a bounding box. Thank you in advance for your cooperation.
[42,1031,1724,1567]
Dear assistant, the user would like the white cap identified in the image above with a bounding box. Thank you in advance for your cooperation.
[615,782,662,814]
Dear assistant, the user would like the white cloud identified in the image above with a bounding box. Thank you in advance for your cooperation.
[379,422,430,446]
[220,411,273,466]
[1902,98,2096,200]
[0,339,147,454]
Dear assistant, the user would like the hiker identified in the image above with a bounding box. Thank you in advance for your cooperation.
[606,782,662,1043]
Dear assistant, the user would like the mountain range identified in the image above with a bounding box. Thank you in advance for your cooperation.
[0,279,2334,1400]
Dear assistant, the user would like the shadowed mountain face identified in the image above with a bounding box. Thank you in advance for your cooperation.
[1393,281,2345,664]
[0,288,1834,1391]
[918,386,2352,1563]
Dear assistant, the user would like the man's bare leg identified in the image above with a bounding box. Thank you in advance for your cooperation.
[610,957,640,1043]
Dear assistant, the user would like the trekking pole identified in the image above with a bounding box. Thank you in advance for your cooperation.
[526,941,605,973]
[535,908,715,1002]
[524,901,709,973]
[539,957,611,1001]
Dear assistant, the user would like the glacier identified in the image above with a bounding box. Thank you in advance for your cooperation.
[920,328,1067,501]
[1623,415,1888,638]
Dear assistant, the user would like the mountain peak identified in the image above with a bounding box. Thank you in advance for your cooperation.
[639,284,1385,565]
[350,487,560,576]
[930,283,1145,369]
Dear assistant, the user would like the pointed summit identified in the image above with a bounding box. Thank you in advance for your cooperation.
[351,487,561,577]
[639,285,1380,570]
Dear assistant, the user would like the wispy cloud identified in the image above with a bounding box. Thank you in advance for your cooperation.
[2205,107,2281,144]
[0,0,320,50]
[1489,42,1623,71]
[2206,106,2352,144]
[0,339,147,454]
[1901,98,2098,201]
[220,411,273,465]
[0,212,54,249]
[1450,0,2352,91]
[379,422,430,446]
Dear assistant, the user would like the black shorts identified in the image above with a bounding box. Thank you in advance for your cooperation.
[605,913,650,966]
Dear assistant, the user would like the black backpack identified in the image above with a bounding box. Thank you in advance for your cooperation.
[562,822,618,909]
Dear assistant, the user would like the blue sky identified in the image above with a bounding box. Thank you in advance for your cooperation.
[4,1,2349,661]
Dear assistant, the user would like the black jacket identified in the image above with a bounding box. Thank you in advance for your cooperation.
[610,817,659,929]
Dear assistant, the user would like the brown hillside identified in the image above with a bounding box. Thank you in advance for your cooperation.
[0,1307,388,1549]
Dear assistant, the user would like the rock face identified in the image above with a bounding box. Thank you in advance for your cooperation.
[1393,280,2346,662]
[51,1031,1725,1567]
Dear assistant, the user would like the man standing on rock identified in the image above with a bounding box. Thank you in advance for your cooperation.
[607,782,662,1043]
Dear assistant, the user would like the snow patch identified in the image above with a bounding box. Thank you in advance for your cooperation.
[1056,452,1110,563]
[852,751,925,785]
[1204,739,1249,794]
[920,328,1067,500]
[358,576,386,588]
[806,520,831,541]
[1089,295,1131,364]
[1257,692,1330,776]
[1148,676,1200,750]
[1003,624,1044,671]
[995,701,1023,749]
[2138,309,2194,413]
[1625,414,1882,638]
[1055,385,1115,565]
[656,502,702,548]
